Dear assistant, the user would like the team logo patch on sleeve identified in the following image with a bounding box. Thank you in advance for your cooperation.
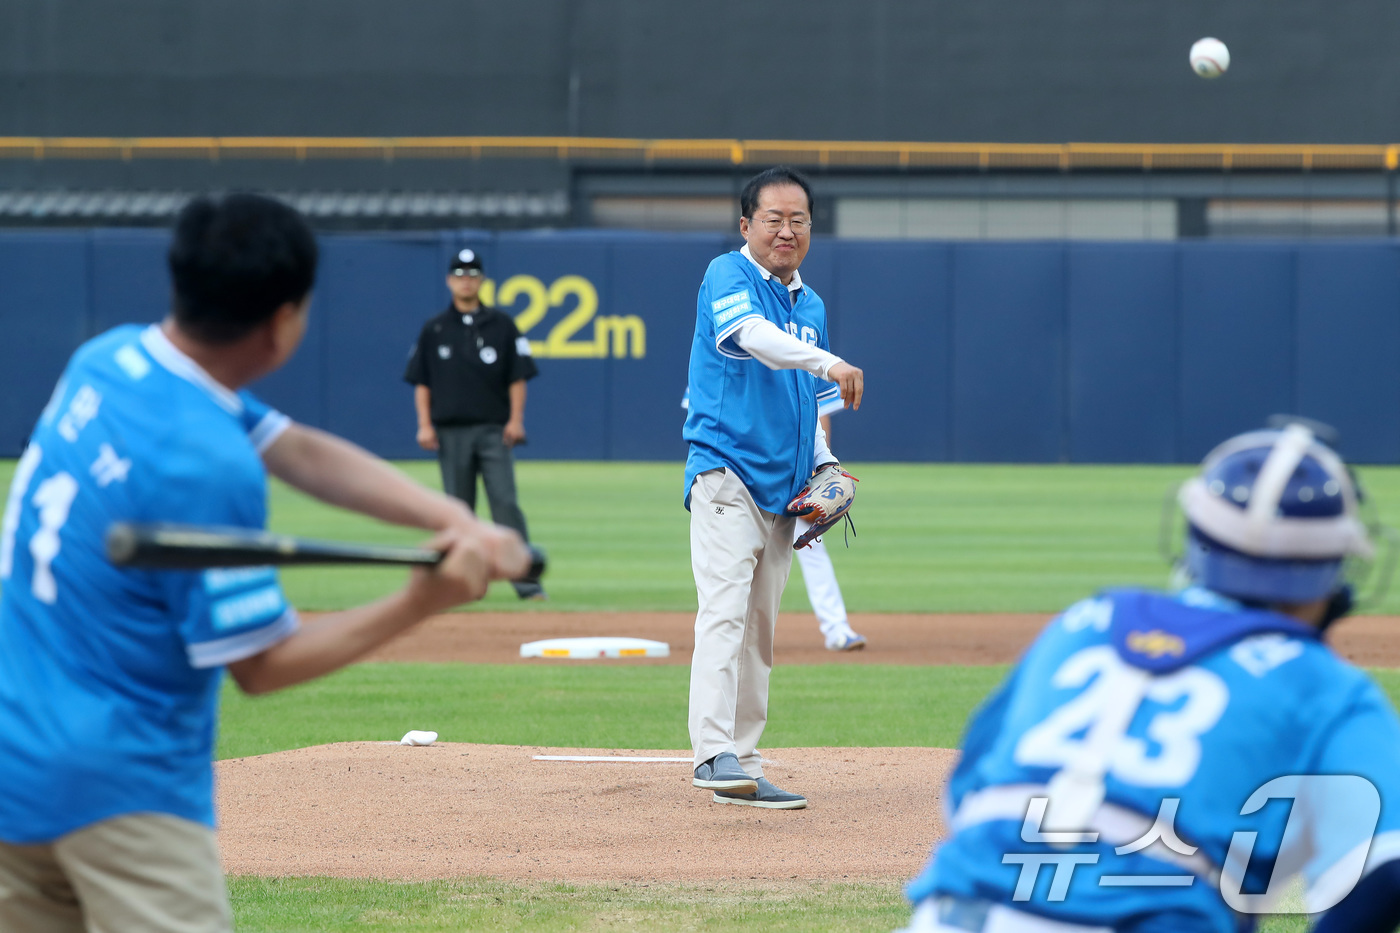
[211,585,287,632]
[711,290,753,326]
[1127,629,1186,659]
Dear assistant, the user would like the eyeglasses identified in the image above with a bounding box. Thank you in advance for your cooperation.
[751,216,812,235]
[451,269,484,278]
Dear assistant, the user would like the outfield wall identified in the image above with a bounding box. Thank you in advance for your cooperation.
[2,230,1398,464]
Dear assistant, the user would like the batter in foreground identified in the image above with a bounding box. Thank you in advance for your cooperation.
[0,194,530,932]
[683,166,864,810]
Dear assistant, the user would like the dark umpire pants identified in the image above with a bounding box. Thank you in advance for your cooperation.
[436,423,542,598]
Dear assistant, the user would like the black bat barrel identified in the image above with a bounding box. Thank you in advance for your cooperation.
[105,522,546,581]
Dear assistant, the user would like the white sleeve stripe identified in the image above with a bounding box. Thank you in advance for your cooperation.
[249,412,292,454]
[1302,830,1400,914]
[1306,838,1375,913]
[818,396,846,417]
[186,608,299,669]
[816,385,841,399]
[1364,830,1400,875]
[714,311,763,349]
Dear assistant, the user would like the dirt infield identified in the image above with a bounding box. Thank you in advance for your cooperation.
[220,611,1398,883]
[217,743,955,882]
[362,610,1400,668]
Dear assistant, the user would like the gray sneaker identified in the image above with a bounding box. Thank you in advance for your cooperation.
[692,752,758,793]
[713,777,808,809]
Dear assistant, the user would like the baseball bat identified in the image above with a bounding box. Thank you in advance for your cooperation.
[104,522,547,582]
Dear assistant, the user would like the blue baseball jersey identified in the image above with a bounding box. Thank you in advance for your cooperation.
[683,249,840,513]
[909,587,1400,932]
[0,324,299,844]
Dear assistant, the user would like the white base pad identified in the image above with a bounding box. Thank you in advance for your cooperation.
[520,636,670,659]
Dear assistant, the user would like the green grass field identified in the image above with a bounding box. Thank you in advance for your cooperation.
[219,661,1400,761]
[2,457,1391,931]
[267,460,1400,616]
[217,663,1012,760]
[5,457,1400,614]
[228,877,914,933]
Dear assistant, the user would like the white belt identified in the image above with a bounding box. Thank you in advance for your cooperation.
[951,784,1220,884]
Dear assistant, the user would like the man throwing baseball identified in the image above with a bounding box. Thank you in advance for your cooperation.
[684,166,863,809]
[0,194,530,932]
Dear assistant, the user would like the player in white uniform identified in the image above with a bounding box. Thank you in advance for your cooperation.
[684,167,864,809]
[795,409,866,651]
[680,393,865,652]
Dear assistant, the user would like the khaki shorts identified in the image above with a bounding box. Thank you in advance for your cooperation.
[0,813,232,933]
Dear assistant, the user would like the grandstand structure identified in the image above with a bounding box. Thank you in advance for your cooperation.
[4,0,1400,237]
[1,136,1398,238]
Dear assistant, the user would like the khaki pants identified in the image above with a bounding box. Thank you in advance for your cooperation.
[688,468,796,775]
[0,814,232,933]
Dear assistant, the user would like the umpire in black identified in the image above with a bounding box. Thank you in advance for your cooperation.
[406,248,545,599]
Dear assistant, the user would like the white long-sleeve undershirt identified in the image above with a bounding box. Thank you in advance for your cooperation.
[732,317,840,469]
[813,415,834,468]
[731,316,843,380]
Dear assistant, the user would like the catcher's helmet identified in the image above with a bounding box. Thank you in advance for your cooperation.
[1178,423,1373,604]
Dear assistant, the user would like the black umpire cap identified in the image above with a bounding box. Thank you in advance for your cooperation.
[449,248,484,275]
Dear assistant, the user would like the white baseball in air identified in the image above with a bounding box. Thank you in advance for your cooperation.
[400,730,438,746]
[1190,38,1230,79]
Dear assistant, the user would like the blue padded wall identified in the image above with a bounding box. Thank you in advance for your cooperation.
[1293,244,1400,464]
[828,242,953,461]
[89,229,169,333]
[952,244,1066,462]
[491,233,613,461]
[1067,244,1178,463]
[1177,244,1298,462]
[4,231,1400,464]
[0,233,90,453]
[604,234,727,461]
[316,234,450,458]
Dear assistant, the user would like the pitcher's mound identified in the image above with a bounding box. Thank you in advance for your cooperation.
[217,743,955,882]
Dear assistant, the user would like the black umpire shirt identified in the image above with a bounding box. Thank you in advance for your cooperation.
[404,304,539,427]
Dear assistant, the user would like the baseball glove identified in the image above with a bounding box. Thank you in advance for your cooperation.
[786,462,858,549]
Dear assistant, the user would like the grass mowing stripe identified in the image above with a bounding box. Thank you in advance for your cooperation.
[228,877,912,933]
[224,877,1309,933]
[7,459,1400,613]
[218,664,1400,762]
[214,663,1005,758]
[265,461,1200,613]
[217,663,1010,760]
[258,460,1400,614]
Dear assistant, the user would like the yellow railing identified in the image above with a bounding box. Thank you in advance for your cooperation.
[0,137,1396,171]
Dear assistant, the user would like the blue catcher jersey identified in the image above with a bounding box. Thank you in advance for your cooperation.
[0,324,299,843]
[909,587,1400,932]
[683,247,840,514]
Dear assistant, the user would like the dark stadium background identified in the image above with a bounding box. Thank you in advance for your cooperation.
[3,1,1399,464]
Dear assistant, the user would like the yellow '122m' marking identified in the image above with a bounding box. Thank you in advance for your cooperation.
[480,275,645,359]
